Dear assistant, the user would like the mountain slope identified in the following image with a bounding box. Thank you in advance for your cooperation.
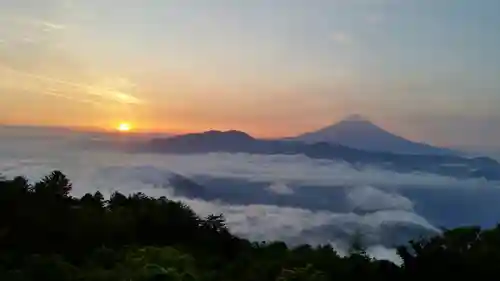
[142,130,500,181]
[295,115,454,155]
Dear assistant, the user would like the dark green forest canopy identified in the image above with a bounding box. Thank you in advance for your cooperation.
[1,170,500,280]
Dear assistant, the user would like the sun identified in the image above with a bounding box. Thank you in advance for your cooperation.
[117,123,132,132]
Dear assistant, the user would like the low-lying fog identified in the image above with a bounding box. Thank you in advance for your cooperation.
[1,128,500,264]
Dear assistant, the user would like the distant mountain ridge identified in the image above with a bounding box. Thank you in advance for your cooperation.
[142,130,500,181]
[295,115,455,155]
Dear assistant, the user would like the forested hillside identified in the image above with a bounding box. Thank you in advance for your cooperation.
[1,171,499,280]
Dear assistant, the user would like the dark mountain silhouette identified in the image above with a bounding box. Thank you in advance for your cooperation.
[168,173,207,198]
[142,130,500,181]
[295,114,455,155]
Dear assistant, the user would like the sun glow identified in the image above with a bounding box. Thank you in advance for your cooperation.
[117,123,132,132]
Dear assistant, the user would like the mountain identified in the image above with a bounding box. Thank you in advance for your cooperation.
[295,115,454,155]
[150,130,256,153]
[142,130,500,181]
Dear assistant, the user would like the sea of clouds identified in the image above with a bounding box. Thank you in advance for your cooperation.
[2,127,500,264]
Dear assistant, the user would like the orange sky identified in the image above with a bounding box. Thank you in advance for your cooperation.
[1,0,500,147]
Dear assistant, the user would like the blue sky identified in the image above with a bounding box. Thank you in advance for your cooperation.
[0,0,499,147]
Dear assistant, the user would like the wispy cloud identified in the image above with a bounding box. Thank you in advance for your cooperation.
[40,21,66,31]
[267,182,295,195]
[0,65,146,106]
[0,15,67,47]
[0,15,66,32]
[5,140,500,263]
[43,88,107,108]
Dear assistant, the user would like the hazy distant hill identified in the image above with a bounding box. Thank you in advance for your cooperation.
[295,115,455,155]
[143,130,500,181]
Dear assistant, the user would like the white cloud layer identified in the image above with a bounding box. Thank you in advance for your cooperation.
[1,130,499,264]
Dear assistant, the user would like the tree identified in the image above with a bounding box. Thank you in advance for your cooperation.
[348,230,368,258]
[109,192,128,209]
[276,265,326,281]
[80,191,105,209]
[202,214,227,233]
[34,171,72,198]
[5,170,500,280]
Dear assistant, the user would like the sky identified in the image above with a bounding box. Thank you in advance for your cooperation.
[0,0,499,147]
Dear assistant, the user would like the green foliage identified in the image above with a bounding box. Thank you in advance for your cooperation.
[348,229,368,258]
[276,265,327,281]
[0,170,499,280]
